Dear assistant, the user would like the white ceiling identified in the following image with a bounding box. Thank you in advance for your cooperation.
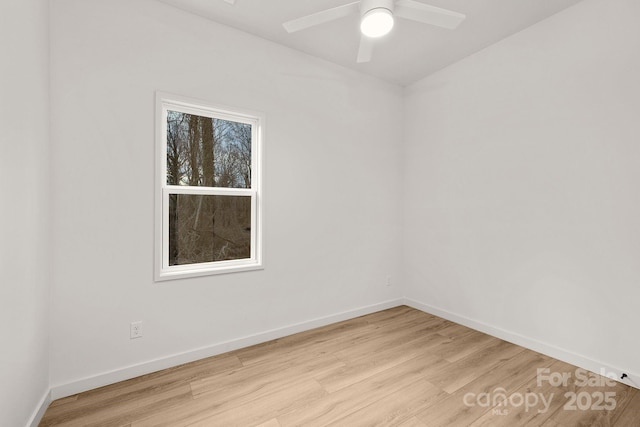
[157,0,584,86]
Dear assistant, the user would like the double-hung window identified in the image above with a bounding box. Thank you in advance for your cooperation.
[156,93,263,280]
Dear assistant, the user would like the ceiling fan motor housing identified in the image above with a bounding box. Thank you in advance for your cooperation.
[360,0,395,16]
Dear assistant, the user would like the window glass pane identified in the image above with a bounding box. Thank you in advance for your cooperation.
[168,194,251,266]
[166,110,252,188]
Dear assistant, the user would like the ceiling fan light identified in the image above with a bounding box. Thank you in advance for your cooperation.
[360,7,394,38]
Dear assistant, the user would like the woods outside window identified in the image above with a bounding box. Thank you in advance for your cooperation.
[156,93,263,280]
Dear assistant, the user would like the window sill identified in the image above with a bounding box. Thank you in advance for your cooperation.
[155,260,264,282]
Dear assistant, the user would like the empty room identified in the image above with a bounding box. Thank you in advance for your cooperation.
[2,0,639,425]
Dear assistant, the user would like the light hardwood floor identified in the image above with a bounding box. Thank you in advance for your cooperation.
[40,306,640,426]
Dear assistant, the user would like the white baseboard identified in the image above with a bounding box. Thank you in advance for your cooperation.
[28,388,51,427]
[403,298,640,391]
[50,298,404,400]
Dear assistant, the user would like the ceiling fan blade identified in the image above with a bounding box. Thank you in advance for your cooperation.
[283,2,360,33]
[357,35,374,63]
[395,0,465,30]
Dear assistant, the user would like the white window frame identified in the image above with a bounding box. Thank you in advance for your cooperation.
[155,92,263,281]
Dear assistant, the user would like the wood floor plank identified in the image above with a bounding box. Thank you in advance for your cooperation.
[610,386,640,426]
[327,379,446,426]
[467,359,579,427]
[43,352,241,421]
[430,329,501,363]
[47,395,78,408]
[135,347,341,425]
[434,321,477,338]
[134,377,326,426]
[361,305,426,325]
[254,419,281,427]
[277,352,447,426]
[539,418,563,427]
[425,338,526,394]
[232,321,379,366]
[159,355,341,426]
[546,374,638,427]
[39,306,640,427]
[610,388,640,427]
[190,352,343,399]
[372,307,445,333]
[232,305,415,366]
[184,379,326,427]
[416,348,553,427]
[397,416,429,427]
[316,333,450,393]
[40,383,193,427]
[236,306,434,369]
[331,317,450,364]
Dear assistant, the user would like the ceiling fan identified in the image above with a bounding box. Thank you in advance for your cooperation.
[282,0,465,63]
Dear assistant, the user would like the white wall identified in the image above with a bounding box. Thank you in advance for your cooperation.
[49,0,403,394]
[0,0,51,425]
[404,0,640,381]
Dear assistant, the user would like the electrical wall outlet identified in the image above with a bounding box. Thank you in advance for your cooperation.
[386,275,392,287]
[130,321,143,339]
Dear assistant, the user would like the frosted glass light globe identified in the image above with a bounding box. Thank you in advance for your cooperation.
[360,8,394,38]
